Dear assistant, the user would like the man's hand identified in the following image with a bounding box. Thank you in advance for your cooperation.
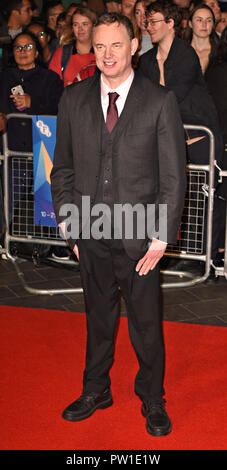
[73,243,79,260]
[10,93,31,110]
[135,238,167,275]
[59,222,79,260]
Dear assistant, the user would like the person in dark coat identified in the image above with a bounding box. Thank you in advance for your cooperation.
[0,30,63,245]
[205,26,227,146]
[51,12,186,437]
[205,26,227,262]
[0,31,64,152]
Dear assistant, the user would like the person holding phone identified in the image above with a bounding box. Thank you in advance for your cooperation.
[0,30,63,152]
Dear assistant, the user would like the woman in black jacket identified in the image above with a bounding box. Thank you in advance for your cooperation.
[205,27,227,262]
[184,4,217,74]
[205,26,227,146]
[0,31,64,152]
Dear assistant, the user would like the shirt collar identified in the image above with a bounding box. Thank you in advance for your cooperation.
[100,69,135,100]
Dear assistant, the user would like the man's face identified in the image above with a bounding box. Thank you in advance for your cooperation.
[56,18,67,38]
[216,11,227,34]
[48,4,65,30]
[93,22,138,86]
[173,0,190,7]
[18,0,33,26]
[66,5,78,24]
[121,0,136,19]
[204,0,221,21]
[106,2,122,13]
[146,11,173,44]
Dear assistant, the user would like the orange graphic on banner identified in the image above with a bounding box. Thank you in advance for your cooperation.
[41,141,53,185]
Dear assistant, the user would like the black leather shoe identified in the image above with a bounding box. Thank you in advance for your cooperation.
[141,401,172,437]
[62,388,113,422]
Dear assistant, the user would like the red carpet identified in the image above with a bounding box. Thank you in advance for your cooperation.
[0,305,226,450]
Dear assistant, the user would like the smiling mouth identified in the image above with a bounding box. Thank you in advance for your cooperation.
[104,61,116,67]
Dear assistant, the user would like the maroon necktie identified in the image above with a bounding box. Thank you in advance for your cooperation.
[106,92,119,133]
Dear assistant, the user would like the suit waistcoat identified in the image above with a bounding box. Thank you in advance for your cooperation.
[94,116,118,208]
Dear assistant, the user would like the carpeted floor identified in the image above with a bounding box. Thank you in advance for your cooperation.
[0,305,226,450]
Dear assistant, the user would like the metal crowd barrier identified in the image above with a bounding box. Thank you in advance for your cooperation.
[2,114,82,295]
[1,115,219,294]
[162,124,216,288]
[0,152,6,259]
[212,145,227,280]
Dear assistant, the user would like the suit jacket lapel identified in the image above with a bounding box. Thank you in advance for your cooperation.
[87,74,103,152]
[114,71,144,137]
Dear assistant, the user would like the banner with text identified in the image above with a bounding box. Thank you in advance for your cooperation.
[32,115,57,227]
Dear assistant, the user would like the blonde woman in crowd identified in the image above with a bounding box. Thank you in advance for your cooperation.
[48,6,97,86]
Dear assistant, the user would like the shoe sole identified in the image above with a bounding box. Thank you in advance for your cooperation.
[62,397,113,422]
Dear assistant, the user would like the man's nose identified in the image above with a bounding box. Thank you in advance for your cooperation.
[104,46,112,57]
[146,23,152,33]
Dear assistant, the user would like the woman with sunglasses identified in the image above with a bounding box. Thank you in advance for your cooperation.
[0,31,63,151]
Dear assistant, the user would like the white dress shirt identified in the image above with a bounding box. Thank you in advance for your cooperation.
[100,69,135,121]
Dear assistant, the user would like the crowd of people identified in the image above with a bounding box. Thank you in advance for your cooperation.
[0,0,227,264]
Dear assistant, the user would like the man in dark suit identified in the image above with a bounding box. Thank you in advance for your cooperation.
[50,12,186,437]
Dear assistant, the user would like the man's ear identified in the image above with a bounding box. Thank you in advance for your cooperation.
[167,17,175,30]
[131,37,139,55]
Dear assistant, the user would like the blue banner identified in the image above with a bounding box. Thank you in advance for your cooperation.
[32,116,57,227]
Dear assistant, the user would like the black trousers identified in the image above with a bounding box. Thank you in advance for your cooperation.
[78,237,165,403]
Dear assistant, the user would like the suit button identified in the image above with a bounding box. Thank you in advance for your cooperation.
[104,179,109,184]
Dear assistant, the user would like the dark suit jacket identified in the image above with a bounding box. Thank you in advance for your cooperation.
[51,70,186,259]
